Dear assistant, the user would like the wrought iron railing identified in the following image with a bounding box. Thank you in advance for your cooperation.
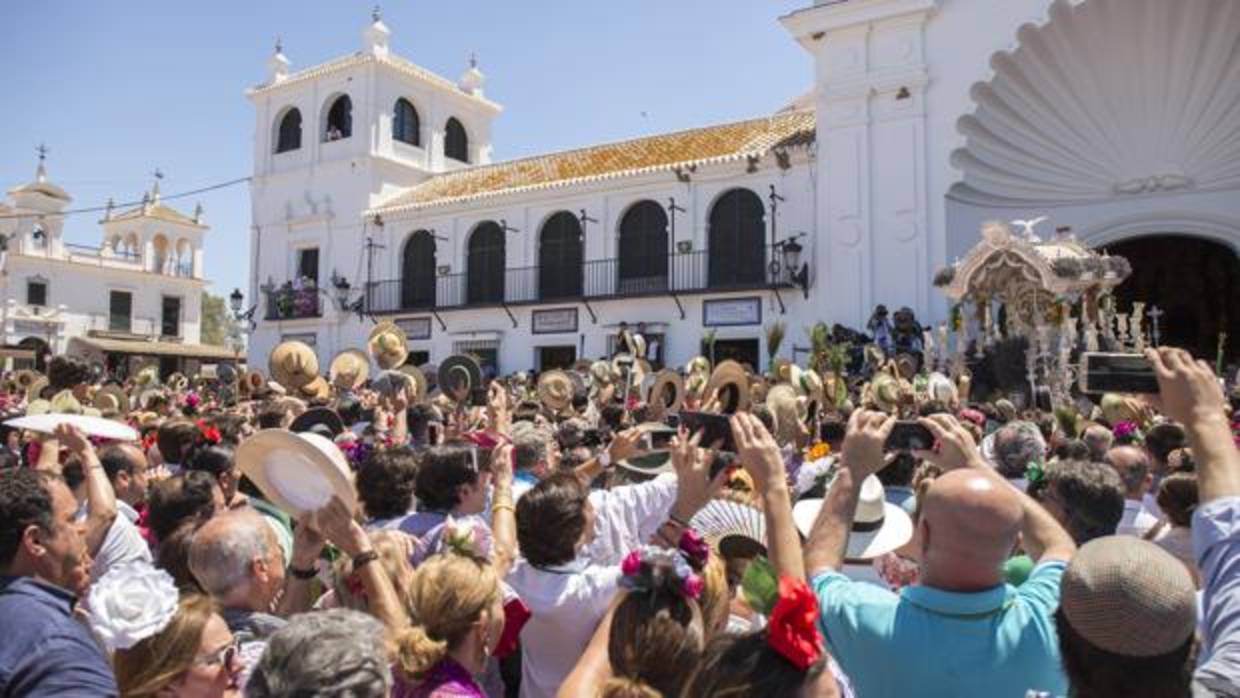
[365,246,797,315]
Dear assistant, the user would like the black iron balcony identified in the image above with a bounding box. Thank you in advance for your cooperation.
[364,245,803,315]
[264,282,323,320]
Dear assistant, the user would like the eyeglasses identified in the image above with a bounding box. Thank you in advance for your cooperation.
[194,637,241,669]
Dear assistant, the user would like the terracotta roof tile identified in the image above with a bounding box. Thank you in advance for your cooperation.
[372,110,815,214]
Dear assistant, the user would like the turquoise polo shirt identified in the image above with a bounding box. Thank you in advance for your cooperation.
[812,560,1069,698]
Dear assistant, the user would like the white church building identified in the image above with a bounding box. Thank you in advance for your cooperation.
[0,156,234,376]
[244,0,1240,375]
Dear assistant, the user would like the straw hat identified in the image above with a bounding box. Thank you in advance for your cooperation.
[766,383,805,445]
[537,370,575,414]
[134,365,160,389]
[1060,536,1197,657]
[793,474,913,560]
[438,355,483,404]
[329,349,370,391]
[894,354,918,380]
[588,360,615,388]
[396,364,429,404]
[166,372,189,393]
[25,375,49,403]
[241,369,267,397]
[647,369,685,414]
[870,372,901,413]
[610,354,648,392]
[685,356,711,377]
[237,429,357,517]
[298,376,332,402]
[926,372,959,406]
[367,322,408,370]
[289,406,346,438]
[1101,393,1144,426]
[14,370,39,391]
[269,341,319,391]
[93,384,130,415]
[703,360,751,414]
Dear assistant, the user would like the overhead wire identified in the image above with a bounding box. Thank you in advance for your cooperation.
[0,176,253,220]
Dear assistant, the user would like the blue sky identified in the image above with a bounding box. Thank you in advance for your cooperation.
[1,1,811,299]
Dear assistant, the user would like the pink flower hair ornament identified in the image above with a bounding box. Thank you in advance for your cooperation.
[618,545,703,601]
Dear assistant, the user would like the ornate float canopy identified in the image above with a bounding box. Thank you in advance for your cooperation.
[934,221,1130,327]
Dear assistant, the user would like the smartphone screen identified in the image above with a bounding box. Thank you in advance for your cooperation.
[680,411,736,452]
[885,421,935,452]
[1079,353,1160,394]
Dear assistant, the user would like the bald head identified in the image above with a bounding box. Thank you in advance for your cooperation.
[1105,446,1151,498]
[919,469,1023,590]
[188,510,281,609]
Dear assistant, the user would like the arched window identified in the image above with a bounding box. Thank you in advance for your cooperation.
[393,99,420,146]
[401,230,436,309]
[617,200,669,294]
[445,118,469,163]
[539,212,584,300]
[275,108,302,153]
[324,95,352,141]
[708,188,766,288]
[467,222,505,304]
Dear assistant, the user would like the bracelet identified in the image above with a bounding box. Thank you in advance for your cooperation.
[667,512,692,529]
[352,550,380,570]
[492,503,515,514]
[290,564,318,580]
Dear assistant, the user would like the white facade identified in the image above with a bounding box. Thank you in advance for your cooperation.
[247,0,1240,375]
[0,158,214,373]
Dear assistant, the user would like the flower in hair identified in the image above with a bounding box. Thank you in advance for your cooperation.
[88,563,179,652]
[1112,420,1143,444]
[804,441,831,462]
[767,576,824,671]
[618,546,704,601]
[195,419,221,445]
[678,528,711,569]
[1024,460,1045,486]
[412,517,493,567]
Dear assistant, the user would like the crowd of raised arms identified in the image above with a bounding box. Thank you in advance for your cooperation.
[2,325,1240,698]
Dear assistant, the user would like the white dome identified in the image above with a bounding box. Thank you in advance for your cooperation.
[951,0,1240,205]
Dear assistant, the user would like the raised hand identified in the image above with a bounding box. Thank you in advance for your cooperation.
[914,414,982,471]
[730,412,785,494]
[1145,347,1227,426]
[840,409,896,478]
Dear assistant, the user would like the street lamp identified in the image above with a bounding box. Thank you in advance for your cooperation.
[775,236,810,299]
[231,288,258,331]
[329,271,367,320]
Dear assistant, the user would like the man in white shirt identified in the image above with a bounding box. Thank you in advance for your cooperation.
[1106,445,1160,537]
[506,434,720,698]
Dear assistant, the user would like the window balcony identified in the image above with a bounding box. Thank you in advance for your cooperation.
[364,245,804,315]
[264,282,323,321]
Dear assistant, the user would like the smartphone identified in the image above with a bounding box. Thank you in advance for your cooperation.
[642,429,676,451]
[885,421,935,452]
[680,411,736,452]
[1079,352,1160,395]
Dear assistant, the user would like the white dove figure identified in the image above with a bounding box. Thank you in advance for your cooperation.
[1011,215,1048,242]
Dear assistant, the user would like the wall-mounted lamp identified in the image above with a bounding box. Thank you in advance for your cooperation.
[437,265,452,276]
[675,240,693,254]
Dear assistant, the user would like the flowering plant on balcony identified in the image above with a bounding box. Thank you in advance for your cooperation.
[273,277,320,319]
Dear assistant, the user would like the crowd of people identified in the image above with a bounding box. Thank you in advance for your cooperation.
[1,326,1240,697]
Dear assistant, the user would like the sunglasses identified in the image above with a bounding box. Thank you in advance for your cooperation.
[194,637,241,669]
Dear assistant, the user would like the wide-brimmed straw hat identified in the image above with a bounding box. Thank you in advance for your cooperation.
[647,369,685,414]
[298,376,332,402]
[870,372,901,413]
[792,474,913,561]
[237,429,357,517]
[438,355,483,404]
[329,349,370,391]
[703,360,751,414]
[537,370,575,414]
[396,364,429,404]
[289,406,346,438]
[93,384,130,415]
[166,372,189,393]
[367,322,408,371]
[766,383,806,445]
[269,341,319,391]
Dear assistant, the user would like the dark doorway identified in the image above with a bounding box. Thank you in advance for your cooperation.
[17,337,49,372]
[1102,235,1239,363]
[159,356,179,380]
[467,222,506,305]
[538,346,576,371]
[401,230,436,309]
[538,212,584,300]
[708,189,767,289]
[704,338,761,373]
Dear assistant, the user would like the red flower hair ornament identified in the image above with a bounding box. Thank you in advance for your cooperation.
[741,556,825,672]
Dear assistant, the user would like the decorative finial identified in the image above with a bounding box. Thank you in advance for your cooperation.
[193,202,204,224]
[104,198,114,221]
[470,52,478,69]
[275,36,283,54]
[372,4,381,22]
[36,143,48,162]
[151,168,164,202]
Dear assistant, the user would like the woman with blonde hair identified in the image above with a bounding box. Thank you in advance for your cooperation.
[394,553,506,698]
[323,529,417,612]
[112,592,242,698]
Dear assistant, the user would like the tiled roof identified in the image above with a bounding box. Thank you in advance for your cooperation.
[109,203,203,228]
[247,53,500,111]
[372,110,816,214]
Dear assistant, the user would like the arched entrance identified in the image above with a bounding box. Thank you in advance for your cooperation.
[1101,235,1239,362]
[17,337,49,372]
